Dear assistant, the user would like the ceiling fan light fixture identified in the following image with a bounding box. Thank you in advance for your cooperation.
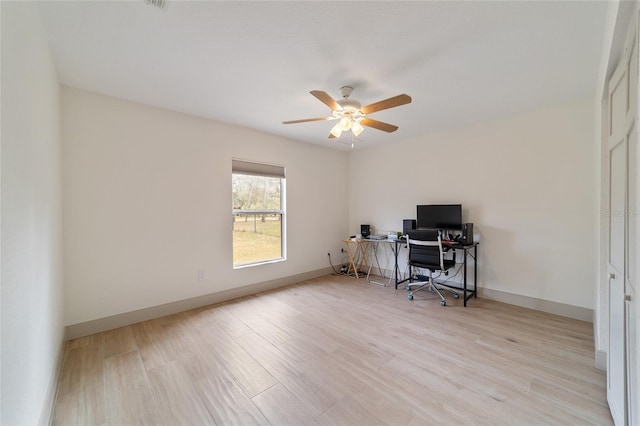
[339,117,352,131]
[330,122,343,138]
[352,121,364,136]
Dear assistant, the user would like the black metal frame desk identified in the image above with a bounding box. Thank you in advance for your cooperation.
[393,239,478,307]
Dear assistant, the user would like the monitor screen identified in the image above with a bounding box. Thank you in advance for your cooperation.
[416,204,462,230]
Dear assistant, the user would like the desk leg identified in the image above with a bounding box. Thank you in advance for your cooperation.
[461,245,479,306]
[394,240,399,289]
[393,240,410,290]
[474,245,478,299]
[463,248,468,307]
[386,242,395,287]
[366,242,380,282]
[374,244,384,281]
[367,242,391,287]
[343,241,359,278]
[366,243,375,279]
[358,242,370,277]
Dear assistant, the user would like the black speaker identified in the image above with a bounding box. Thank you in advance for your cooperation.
[403,219,416,235]
[460,223,474,245]
[360,224,370,238]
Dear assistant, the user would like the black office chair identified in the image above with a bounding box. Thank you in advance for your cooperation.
[405,229,459,306]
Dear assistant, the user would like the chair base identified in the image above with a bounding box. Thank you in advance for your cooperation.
[406,271,459,306]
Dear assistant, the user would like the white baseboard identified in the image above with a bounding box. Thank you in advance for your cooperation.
[65,267,595,339]
[367,268,594,322]
[595,349,607,371]
[479,287,593,322]
[64,267,333,340]
[39,337,65,426]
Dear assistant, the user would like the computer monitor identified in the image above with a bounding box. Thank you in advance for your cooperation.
[416,204,462,230]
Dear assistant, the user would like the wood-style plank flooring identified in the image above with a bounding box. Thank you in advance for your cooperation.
[52,274,613,425]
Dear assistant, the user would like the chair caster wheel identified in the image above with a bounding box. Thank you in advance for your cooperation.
[406,285,411,291]
[408,294,414,300]
[440,300,446,306]
[454,293,460,299]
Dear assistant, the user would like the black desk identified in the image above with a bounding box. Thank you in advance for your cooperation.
[393,239,478,307]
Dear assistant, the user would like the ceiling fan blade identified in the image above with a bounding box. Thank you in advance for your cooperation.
[360,118,399,133]
[282,117,334,124]
[361,94,412,114]
[310,90,341,111]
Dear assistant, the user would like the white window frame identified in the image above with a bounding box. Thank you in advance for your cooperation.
[232,159,286,268]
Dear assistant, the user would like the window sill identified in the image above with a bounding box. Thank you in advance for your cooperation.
[233,257,286,270]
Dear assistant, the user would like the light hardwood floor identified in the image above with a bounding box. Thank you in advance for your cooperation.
[52,274,613,425]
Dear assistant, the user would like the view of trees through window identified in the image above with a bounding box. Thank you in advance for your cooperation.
[232,173,284,266]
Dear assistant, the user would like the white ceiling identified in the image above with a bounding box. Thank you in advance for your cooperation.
[38,1,608,151]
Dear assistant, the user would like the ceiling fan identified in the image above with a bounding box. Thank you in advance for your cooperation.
[283,86,412,139]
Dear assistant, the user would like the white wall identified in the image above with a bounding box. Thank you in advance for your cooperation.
[348,98,596,309]
[62,87,348,326]
[0,2,65,425]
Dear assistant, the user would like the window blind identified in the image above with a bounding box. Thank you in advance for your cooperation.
[232,159,285,178]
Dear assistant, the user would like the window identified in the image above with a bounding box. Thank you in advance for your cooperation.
[232,159,285,267]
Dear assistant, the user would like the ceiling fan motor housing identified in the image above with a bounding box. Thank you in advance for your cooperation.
[337,98,361,113]
[335,86,363,123]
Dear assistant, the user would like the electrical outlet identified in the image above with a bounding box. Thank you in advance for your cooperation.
[197,270,205,281]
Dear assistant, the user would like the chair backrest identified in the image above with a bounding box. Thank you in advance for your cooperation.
[405,229,444,270]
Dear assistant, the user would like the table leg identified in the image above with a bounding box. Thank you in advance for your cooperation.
[464,248,468,306]
[394,240,399,289]
[358,242,370,276]
[474,244,478,298]
[343,240,360,278]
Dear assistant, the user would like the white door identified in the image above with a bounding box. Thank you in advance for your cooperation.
[607,17,638,426]
[608,121,627,426]
[624,18,638,426]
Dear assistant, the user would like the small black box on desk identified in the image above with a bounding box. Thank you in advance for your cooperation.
[460,223,473,245]
[403,219,416,235]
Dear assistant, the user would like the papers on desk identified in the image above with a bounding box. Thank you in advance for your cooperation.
[367,234,387,240]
